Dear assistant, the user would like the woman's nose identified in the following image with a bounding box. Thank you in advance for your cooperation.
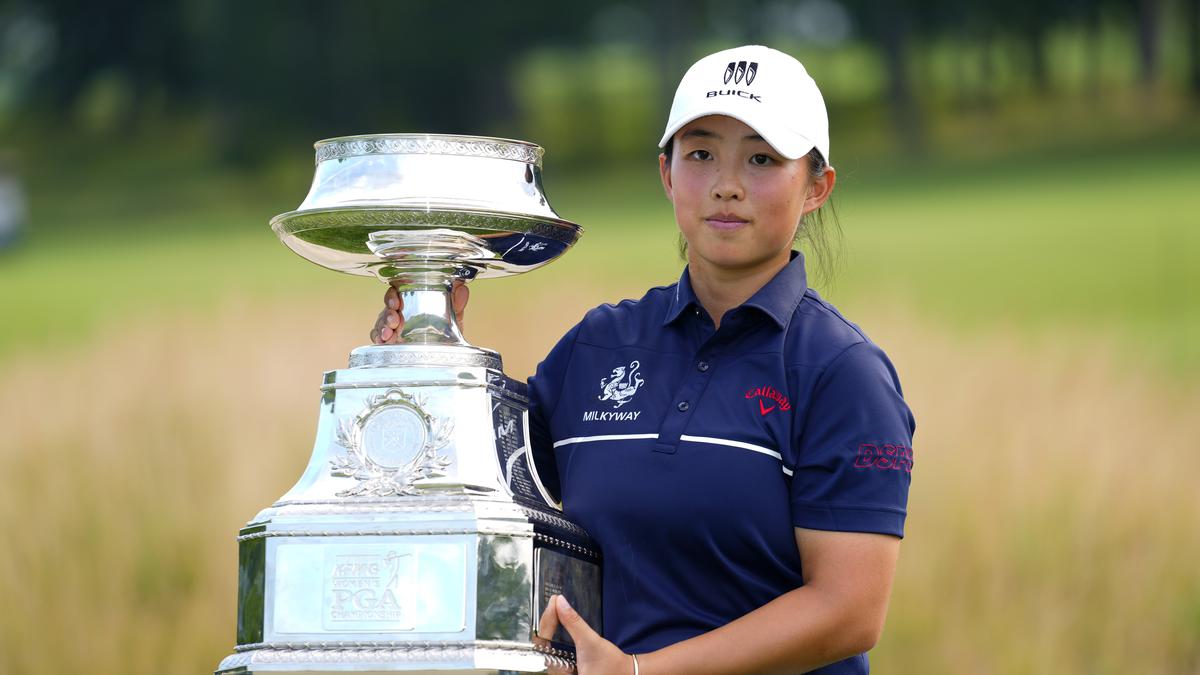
[711,170,744,200]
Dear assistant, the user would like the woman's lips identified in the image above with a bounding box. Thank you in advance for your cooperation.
[705,215,749,230]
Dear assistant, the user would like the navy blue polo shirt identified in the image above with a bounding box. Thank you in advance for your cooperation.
[527,252,914,674]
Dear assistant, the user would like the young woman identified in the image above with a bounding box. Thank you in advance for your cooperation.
[372,45,914,675]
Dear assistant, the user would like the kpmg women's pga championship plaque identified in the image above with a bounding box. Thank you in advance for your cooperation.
[215,134,600,674]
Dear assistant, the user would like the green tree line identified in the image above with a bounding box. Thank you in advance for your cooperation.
[2,0,1198,160]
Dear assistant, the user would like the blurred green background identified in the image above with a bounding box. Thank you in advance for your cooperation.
[1,1,1198,674]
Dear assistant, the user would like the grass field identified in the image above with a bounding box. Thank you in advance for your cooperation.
[2,299,1197,675]
[1,134,1199,673]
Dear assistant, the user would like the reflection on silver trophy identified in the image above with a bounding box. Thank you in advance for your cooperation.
[215,134,600,674]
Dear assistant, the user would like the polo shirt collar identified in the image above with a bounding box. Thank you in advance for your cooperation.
[663,266,702,325]
[662,250,809,329]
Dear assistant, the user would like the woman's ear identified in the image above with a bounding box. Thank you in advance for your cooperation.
[659,153,673,201]
[803,165,836,215]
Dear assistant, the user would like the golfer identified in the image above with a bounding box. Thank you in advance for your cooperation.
[372,45,914,675]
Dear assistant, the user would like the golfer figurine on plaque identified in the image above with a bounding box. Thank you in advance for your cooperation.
[215,134,600,674]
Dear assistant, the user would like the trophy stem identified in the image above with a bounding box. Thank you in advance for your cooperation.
[395,283,467,345]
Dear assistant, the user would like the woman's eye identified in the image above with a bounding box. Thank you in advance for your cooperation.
[750,154,773,166]
[688,149,712,160]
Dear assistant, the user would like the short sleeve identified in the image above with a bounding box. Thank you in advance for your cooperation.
[526,322,583,505]
[789,341,915,538]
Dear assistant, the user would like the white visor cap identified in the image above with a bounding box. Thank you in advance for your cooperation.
[658,45,829,163]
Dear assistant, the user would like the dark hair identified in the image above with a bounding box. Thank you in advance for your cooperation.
[662,139,842,287]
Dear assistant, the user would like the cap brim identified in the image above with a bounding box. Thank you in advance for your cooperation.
[658,109,815,161]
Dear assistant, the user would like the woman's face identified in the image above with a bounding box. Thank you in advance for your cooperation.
[659,115,834,279]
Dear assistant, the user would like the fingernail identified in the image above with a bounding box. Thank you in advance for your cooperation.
[556,595,571,610]
[387,297,398,309]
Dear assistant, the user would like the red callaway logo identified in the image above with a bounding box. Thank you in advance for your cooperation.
[745,385,791,416]
[854,444,914,472]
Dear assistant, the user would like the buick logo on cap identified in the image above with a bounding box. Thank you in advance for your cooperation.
[723,60,758,85]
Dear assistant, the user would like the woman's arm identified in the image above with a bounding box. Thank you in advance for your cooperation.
[542,528,900,675]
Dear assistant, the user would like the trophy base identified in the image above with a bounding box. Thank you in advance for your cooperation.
[217,640,571,674]
[216,348,600,675]
[215,496,597,675]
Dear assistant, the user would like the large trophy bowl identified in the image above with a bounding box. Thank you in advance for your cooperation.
[216,135,598,675]
[274,133,582,346]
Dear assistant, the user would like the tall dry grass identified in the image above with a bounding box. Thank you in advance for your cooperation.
[0,295,1197,674]
[867,309,1200,674]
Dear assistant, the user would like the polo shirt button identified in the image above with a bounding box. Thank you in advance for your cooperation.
[697,361,710,372]
[677,401,690,412]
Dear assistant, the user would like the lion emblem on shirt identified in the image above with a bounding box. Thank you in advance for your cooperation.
[598,360,644,408]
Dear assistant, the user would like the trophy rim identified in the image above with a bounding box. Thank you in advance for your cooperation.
[270,204,583,240]
[312,133,546,167]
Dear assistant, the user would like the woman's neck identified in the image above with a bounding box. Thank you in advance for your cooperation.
[687,252,791,329]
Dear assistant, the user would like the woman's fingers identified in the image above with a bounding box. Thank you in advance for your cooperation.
[536,597,575,674]
[381,308,400,343]
[370,309,385,344]
[554,594,603,647]
[371,286,405,344]
[553,594,629,674]
[536,596,559,645]
[451,280,469,330]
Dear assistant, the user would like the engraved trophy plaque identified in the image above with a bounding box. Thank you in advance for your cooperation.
[215,134,600,674]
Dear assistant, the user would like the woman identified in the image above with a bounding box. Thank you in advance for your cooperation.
[373,45,914,675]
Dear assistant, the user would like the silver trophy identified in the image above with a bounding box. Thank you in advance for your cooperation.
[215,134,600,674]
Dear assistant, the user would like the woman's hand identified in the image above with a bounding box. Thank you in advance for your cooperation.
[537,595,633,675]
[369,281,470,344]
